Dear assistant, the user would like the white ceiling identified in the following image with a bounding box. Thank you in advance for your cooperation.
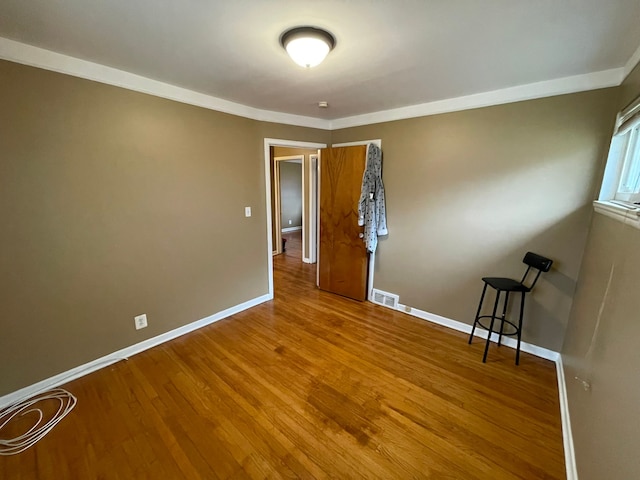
[0,0,639,124]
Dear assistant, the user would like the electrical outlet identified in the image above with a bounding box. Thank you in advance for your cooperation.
[288,219,292,225]
[244,206,251,217]
[134,314,148,330]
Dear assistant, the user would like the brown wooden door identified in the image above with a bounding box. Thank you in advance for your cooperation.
[318,146,368,301]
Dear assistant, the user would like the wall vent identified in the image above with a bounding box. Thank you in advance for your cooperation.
[371,289,399,310]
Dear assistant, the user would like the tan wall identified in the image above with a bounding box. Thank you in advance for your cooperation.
[332,89,619,351]
[279,162,303,228]
[0,60,328,396]
[561,62,640,480]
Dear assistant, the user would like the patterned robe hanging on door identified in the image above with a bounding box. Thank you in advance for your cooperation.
[358,143,388,253]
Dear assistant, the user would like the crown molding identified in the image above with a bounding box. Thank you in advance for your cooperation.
[0,36,636,132]
[623,41,640,79]
[329,68,624,129]
[0,37,332,130]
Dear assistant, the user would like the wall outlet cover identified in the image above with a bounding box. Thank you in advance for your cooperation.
[134,314,148,330]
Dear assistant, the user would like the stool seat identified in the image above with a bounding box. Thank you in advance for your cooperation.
[469,252,553,365]
[482,277,530,292]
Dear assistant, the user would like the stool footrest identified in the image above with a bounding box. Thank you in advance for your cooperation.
[474,315,519,337]
[468,286,527,365]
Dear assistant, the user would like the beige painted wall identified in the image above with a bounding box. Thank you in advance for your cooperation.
[0,60,328,396]
[279,162,303,228]
[332,89,619,351]
[1,51,632,442]
[561,62,640,480]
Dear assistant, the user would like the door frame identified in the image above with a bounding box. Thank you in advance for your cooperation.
[273,155,304,258]
[308,154,318,265]
[264,138,326,299]
[331,139,382,302]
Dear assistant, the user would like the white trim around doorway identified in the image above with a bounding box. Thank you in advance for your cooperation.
[273,155,305,258]
[306,154,319,264]
[263,138,326,299]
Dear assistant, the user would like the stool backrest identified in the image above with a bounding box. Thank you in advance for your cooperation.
[520,252,553,290]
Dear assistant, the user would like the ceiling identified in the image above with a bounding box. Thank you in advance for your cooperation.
[0,0,639,124]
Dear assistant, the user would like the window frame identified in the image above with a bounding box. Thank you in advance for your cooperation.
[615,126,640,202]
[594,96,640,228]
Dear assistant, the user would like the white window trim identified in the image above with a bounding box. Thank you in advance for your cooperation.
[593,200,640,229]
[595,95,640,229]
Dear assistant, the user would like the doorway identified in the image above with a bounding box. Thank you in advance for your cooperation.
[264,139,326,298]
[263,138,382,301]
[273,155,304,260]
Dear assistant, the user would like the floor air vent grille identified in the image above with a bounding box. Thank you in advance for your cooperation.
[371,289,399,310]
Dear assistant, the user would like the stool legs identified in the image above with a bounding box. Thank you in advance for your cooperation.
[470,284,526,365]
[469,283,488,344]
[498,292,509,346]
[482,291,501,363]
[516,292,526,365]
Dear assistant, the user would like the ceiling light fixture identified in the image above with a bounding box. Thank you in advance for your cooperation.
[280,27,335,68]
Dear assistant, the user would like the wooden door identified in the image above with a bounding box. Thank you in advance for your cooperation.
[318,146,368,301]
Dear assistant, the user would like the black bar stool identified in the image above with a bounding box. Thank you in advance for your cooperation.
[468,252,553,365]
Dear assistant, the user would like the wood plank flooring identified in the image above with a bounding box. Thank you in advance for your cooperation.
[1,232,565,479]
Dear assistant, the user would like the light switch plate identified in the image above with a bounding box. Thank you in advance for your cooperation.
[245,206,251,217]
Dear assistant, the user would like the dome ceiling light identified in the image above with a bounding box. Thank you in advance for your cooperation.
[280,27,336,68]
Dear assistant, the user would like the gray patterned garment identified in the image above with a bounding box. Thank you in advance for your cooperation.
[358,143,388,253]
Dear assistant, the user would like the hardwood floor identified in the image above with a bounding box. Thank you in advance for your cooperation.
[1,232,565,479]
[281,230,303,260]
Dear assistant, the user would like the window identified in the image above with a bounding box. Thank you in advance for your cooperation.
[595,95,640,226]
[616,125,640,203]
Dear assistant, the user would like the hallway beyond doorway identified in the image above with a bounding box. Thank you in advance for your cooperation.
[281,230,302,259]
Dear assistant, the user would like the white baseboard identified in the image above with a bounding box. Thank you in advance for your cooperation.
[0,293,272,409]
[281,226,302,233]
[555,354,578,480]
[396,303,559,361]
